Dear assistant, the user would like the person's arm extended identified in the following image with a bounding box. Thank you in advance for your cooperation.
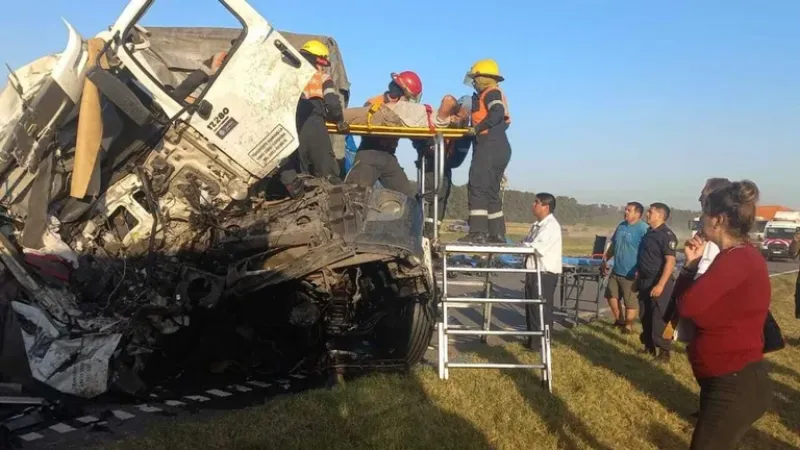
[473,89,505,134]
[677,251,747,319]
[603,229,617,262]
[322,76,344,122]
[656,255,676,289]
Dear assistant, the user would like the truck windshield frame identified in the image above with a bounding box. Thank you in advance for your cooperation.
[118,0,248,111]
[765,227,798,240]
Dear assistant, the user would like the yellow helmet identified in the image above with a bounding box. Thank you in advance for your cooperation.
[300,39,330,59]
[465,58,504,82]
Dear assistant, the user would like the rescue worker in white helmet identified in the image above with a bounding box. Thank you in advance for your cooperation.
[459,59,512,244]
[281,39,348,196]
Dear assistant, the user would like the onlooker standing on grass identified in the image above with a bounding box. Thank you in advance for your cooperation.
[600,202,648,334]
[674,180,772,450]
[790,230,800,319]
[673,178,731,342]
[636,202,678,361]
[522,193,562,348]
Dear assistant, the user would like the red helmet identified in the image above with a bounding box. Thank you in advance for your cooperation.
[391,71,423,101]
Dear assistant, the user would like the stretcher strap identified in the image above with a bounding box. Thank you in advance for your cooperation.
[325,122,470,138]
[424,105,435,132]
[366,101,382,130]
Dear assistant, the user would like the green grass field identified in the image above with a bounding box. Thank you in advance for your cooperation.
[439,223,600,256]
[103,248,800,450]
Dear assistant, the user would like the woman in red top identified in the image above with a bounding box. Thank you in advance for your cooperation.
[674,180,772,450]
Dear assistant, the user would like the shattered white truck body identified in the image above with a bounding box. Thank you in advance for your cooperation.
[0,0,434,399]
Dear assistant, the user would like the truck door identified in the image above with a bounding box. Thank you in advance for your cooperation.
[109,0,316,180]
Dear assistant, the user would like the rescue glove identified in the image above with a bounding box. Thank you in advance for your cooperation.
[336,121,350,133]
[464,127,476,137]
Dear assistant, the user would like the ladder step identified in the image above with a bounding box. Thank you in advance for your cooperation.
[444,302,487,309]
[446,329,544,336]
[447,362,546,369]
[437,280,486,287]
[446,267,536,274]
[443,297,544,304]
[444,244,538,254]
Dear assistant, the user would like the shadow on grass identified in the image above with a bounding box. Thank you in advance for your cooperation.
[566,325,798,450]
[472,345,615,450]
[647,422,689,450]
[103,371,495,450]
[769,359,800,381]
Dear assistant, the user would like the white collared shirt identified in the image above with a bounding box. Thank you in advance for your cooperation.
[696,241,720,278]
[522,213,563,274]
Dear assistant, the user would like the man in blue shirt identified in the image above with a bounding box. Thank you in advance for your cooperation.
[600,202,648,333]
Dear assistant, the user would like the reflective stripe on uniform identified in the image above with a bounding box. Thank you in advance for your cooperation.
[488,211,504,219]
[487,99,505,110]
[323,87,337,96]
[470,209,488,216]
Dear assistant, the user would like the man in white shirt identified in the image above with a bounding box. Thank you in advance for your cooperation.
[522,193,563,348]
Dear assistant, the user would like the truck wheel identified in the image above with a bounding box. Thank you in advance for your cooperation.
[374,295,436,367]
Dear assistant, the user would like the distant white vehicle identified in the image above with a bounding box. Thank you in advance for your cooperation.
[773,211,800,223]
[761,219,800,261]
[690,216,768,243]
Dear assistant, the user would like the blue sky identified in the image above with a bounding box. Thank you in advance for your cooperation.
[2,1,799,210]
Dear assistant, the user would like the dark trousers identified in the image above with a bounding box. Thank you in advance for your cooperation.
[795,272,799,319]
[690,360,772,450]
[466,136,511,236]
[422,163,451,238]
[296,115,341,182]
[524,272,559,342]
[638,278,675,352]
[346,149,414,197]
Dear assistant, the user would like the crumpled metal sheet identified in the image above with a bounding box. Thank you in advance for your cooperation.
[0,55,60,171]
[142,26,350,159]
[11,301,122,399]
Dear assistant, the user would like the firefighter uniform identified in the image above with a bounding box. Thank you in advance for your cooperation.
[461,59,511,244]
[345,72,424,197]
[292,40,345,183]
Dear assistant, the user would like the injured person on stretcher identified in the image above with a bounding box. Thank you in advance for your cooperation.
[342,94,470,129]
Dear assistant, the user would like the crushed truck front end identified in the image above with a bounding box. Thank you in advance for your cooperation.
[0,0,434,400]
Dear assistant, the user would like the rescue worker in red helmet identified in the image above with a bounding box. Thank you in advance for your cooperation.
[281,39,347,196]
[344,71,423,197]
[459,59,512,244]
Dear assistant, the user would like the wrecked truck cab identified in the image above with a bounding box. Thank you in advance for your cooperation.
[0,0,435,401]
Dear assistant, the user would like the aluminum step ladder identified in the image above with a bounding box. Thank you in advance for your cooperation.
[437,244,553,393]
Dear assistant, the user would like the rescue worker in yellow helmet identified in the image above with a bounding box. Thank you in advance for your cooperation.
[281,39,348,196]
[459,59,512,244]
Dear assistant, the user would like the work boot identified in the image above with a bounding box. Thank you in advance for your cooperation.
[487,234,506,244]
[655,349,671,363]
[457,232,487,244]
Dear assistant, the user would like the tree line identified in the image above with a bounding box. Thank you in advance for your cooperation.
[423,183,699,228]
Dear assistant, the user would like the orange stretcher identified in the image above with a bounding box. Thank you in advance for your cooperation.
[325,123,470,139]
